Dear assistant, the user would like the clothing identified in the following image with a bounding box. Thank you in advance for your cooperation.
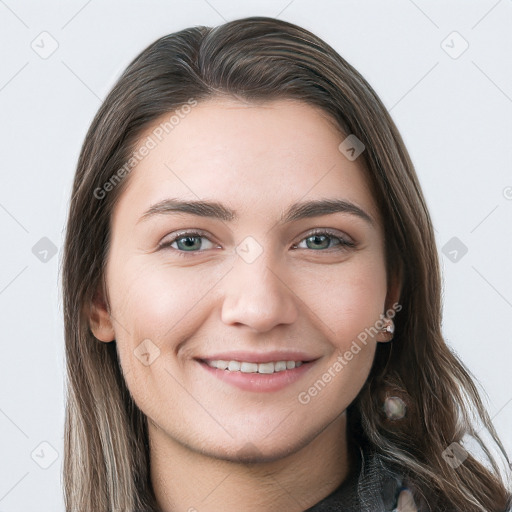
[304,444,512,512]
[304,443,417,512]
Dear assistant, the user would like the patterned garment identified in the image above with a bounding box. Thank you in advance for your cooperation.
[304,443,423,512]
[304,443,512,512]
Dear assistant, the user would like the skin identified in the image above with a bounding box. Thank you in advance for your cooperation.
[89,97,402,512]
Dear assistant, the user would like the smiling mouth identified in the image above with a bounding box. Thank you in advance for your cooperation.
[196,355,317,392]
[201,359,309,374]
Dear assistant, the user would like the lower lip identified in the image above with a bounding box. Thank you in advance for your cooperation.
[198,360,316,392]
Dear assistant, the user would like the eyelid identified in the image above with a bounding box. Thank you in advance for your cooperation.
[295,227,355,247]
[158,229,216,249]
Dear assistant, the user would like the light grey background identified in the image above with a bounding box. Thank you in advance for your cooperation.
[1,1,511,510]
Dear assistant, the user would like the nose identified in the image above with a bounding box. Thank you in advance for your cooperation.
[220,252,299,333]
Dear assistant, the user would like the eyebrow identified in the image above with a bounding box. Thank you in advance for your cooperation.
[138,197,375,227]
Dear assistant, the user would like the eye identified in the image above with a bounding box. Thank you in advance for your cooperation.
[293,229,356,251]
[158,228,356,256]
[158,230,217,254]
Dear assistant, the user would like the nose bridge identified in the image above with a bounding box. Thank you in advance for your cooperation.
[220,240,298,332]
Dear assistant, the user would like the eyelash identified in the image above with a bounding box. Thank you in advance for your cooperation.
[158,228,356,256]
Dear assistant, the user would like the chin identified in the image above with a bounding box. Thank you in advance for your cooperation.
[206,444,296,464]
[193,429,318,465]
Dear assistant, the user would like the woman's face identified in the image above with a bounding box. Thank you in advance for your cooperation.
[91,97,393,461]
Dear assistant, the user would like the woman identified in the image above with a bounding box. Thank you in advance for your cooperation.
[62,16,511,511]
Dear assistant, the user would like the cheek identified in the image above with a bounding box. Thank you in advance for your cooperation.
[293,256,387,406]
[104,258,221,399]
[108,258,218,342]
[295,253,388,345]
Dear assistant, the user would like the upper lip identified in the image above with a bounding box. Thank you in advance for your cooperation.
[197,351,319,364]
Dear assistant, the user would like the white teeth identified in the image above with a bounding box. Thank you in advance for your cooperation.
[274,361,287,372]
[240,362,258,373]
[228,361,241,371]
[258,362,275,374]
[207,359,304,373]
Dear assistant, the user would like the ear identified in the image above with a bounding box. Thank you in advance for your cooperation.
[88,282,115,342]
[376,267,403,343]
[385,265,402,312]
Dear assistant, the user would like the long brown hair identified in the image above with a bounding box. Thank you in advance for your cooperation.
[62,16,511,511]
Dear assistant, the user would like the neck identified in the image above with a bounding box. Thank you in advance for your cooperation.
[150,413,351,512]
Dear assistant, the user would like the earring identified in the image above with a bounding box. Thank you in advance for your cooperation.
[377,317,395,342]
[383,396,407,420]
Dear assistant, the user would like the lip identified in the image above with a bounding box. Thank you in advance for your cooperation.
[197,350,318,364]
[196,352,319,393]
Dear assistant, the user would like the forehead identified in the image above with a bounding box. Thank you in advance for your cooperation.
[114,97,381,228]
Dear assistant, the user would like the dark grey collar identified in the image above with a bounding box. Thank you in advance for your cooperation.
[304,445,404,512]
